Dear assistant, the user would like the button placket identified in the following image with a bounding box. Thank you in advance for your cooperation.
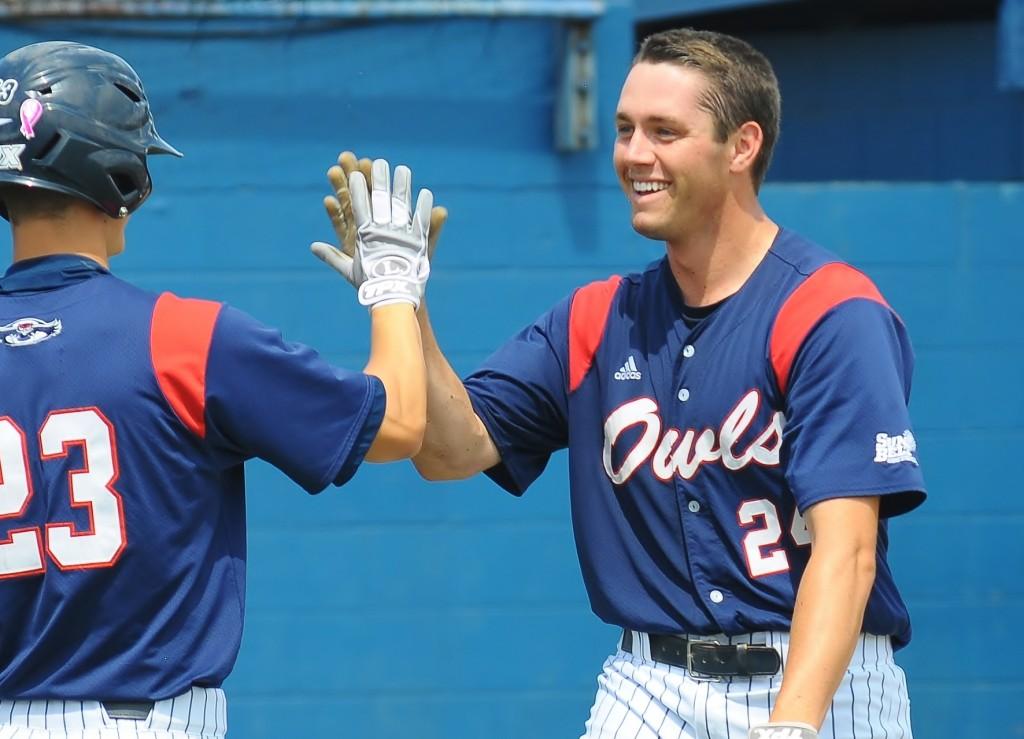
[678,343,695,402]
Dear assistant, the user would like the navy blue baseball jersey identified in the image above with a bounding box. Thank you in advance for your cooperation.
[465,229,926,648]
[0,255,384,700]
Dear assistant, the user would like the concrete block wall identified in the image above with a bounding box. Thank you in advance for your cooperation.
[0,7,1018,737]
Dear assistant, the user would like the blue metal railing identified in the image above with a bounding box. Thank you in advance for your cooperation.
[0,1,605,19]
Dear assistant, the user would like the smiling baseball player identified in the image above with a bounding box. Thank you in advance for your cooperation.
[315,28,927,739]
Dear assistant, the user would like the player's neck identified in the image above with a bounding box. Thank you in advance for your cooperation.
[10,212,117,268]
[664,193,777,308]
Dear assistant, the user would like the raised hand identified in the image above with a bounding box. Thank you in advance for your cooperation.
[311,157,432,310]
[315,151,448,282]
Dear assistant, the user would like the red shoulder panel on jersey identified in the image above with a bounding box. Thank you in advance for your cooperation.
[569,275,623,393]
[150,293,223,438]
[770,262,890,395]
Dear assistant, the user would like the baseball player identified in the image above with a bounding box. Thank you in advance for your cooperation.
[316,28,926,739]
[0,42,436,738]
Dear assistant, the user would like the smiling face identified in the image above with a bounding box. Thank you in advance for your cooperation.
[613,62,736,243]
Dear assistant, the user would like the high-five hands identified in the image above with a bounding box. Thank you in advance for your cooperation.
[312,152,448,309]
[311,156,434,310]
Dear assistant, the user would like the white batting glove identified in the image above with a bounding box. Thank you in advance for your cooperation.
[311,159,432,310]
[749,722,819,739]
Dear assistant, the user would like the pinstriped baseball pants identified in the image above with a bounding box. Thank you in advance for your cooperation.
[0,686,226,738]
[582,632,913,739]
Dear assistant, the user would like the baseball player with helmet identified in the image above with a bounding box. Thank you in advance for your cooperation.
[316,28,926,739]
[0,41,436,738]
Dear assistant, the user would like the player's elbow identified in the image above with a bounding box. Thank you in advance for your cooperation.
[365,417,425,462]
[412,452,459,481]
[412,448,477,481]
[841,521,879,587]
[411,416,500,481]
[852,543,877,586]
[814,536,878,602]
[817,535,877,580]
[388,424,426,460]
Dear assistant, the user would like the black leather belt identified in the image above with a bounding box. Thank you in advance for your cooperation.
[102,701,154,720]
[622,629,781,678]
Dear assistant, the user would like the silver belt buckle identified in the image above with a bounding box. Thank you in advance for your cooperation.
[685,637,724,682]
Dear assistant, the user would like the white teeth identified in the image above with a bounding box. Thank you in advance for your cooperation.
[632,181,668,193]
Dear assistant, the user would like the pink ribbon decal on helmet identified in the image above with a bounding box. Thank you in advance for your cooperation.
[19,98,42,139]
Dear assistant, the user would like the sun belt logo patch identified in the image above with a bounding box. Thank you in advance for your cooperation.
[0,317,62,347]
[874,429,918,466]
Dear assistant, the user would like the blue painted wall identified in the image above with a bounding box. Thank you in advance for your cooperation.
[0,5,1018,738]
[760,20,1024,181]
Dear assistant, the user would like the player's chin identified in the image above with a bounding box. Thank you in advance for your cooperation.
[630,212,673,242]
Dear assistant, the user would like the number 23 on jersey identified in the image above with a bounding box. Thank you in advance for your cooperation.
[0,407,125,578]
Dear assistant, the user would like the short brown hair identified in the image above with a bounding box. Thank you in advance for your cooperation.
[635,28,781,190]
[0,186,78,225]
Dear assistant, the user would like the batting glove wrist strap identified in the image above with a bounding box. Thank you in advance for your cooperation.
[749,723,819,739]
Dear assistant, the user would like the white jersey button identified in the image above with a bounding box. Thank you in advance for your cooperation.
[709,589,724,604]
[677,388,690,401]
[687,500,700,513]
[682,344,695,358]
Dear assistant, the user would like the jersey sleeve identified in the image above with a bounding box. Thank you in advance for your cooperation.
[463,296,572,495]
[778,297,926,518]
[202,305,385,493]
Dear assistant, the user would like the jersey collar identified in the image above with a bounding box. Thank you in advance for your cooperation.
[0,254,110,294]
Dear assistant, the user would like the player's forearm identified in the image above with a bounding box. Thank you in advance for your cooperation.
[412,301,501,479]
[770,538,877,727]
[363,303,427,461]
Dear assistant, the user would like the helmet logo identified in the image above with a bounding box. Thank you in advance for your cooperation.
[0,144,25,170]
[0,317,62,347]
[0,79,17,105]
[19,99,41,139]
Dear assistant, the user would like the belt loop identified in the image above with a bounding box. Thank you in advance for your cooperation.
[734,643,751,674]
[102,701,154,721]
[621,628,633,654]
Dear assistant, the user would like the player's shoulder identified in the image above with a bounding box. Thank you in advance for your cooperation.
[767,229,902,392]
[85,272,161,305]
[148,291,231,356]
[766,228,847,278]
[569,259,658,302]
[150,289,224,312]
[96,278,223,314]
[768,228,889,310]
[565,261,653,329]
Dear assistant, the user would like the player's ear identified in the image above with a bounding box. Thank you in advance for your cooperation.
[103,207,129,260]
[728,121,763,178]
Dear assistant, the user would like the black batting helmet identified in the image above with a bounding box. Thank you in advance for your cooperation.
[0,41,181,218]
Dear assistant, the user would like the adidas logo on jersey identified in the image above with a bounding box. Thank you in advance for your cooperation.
[614,355,642,381]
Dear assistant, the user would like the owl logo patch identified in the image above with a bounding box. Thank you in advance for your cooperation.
[0,317,62,347]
